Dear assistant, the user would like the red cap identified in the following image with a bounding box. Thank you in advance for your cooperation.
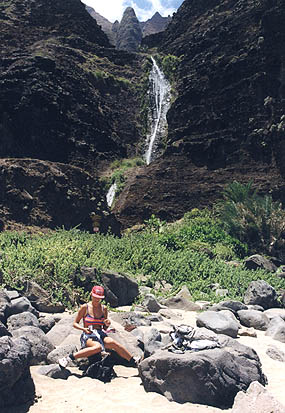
[91,285,105,299]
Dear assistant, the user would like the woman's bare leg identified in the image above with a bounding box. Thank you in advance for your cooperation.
[104,337,132,361]
[73,339,102,359]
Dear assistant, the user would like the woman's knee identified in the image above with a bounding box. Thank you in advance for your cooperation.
[86,340,102,351]
[104,337,118,349]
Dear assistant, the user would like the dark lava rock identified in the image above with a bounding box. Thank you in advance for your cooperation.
[116,7,142,52]
[114,0,285,228]
[0,158,119,233]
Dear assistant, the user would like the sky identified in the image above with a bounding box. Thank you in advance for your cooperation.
[82,0,184,23]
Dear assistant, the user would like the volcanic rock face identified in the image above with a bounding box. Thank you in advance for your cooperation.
[1,0,285,230]
[0,0,146,168]
[116,7,142,52]
[160,0,285,171]
[114,0,285,227]
[0,158,120,233]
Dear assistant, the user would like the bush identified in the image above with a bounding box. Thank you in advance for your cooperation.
[105,157,145,199]
[216,181,285,255]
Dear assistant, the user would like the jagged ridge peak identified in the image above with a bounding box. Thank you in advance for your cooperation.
[116,6,142,52]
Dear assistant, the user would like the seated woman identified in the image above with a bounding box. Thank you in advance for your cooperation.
[58,285,140,368]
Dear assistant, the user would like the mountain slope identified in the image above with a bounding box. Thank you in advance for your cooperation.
[113,0,285,228]
[0,0,147,168]
[141,12,171,37]
[85,6,116,45]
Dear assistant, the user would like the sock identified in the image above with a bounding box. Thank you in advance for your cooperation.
[128,357,136,367]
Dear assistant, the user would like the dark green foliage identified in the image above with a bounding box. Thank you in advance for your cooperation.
[103,158,146,201]
[216,181,285,255]
[161,54,182,82]
[0,207,283,308]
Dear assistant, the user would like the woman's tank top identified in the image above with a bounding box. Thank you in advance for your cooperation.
[83,303,105,329]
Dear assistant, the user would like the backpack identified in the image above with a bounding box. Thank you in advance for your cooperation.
[83,355,117,383]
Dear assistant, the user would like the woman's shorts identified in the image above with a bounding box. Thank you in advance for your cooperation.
[80,329,108,348]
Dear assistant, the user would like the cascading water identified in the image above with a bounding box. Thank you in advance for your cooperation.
[144,57,171,165]
[106,182,117,207]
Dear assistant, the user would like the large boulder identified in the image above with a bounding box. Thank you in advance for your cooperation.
[139,340,267,408]
[36,364,71,379]
[12,326,55,365]
[142,294,164,313]
[209,300,248,314]
[9,296,39,317]
[47,344,78,366]
[161,285,201,311]
[106,324,144,360]
[0,336,35,408]
[20,280,65,313]
[264,308,285,320]
[75,267,139,307]
[237,309,270,331]
[243,280,280,309]
[265,316,285,343]
[196,310,240,338]
[109,311,152,328]
[232,381,285,413]
[244,255,277,272]
[134,326,163,357]
[38,314,56,333]
[46,314,79,346]
[7,311,40,331]
[101,270,139,307]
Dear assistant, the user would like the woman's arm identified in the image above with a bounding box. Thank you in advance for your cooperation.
[103,305,111,328]
[73,304,91,333]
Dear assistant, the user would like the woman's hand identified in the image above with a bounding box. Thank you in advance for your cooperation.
[104,319,111,327]
[83,327,92,334]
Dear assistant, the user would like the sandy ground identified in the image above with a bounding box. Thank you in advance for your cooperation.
[3,310,285,413]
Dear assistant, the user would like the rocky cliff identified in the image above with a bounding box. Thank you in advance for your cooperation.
[0,0,146,168]
[1,0,285,231]
[113,0,285,228]
[0,0,147,230]
[115,7,142,52]
[86,7,170,49]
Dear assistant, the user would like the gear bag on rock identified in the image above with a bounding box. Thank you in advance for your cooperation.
[83,355,116,382]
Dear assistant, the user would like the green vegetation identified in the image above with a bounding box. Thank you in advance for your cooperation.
[0,201,283,308]
[216,181,285,255]
[101,158,145,201]
[153,53,183,82]
[161,54,183,82]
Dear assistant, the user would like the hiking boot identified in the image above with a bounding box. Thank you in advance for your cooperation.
[58,355,73,368]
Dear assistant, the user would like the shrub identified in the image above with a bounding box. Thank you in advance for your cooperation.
[106,157,145,198]
[216,181,285,254]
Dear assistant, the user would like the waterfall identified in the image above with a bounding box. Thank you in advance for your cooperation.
[106,182,117,207]
[144,56,171,165]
